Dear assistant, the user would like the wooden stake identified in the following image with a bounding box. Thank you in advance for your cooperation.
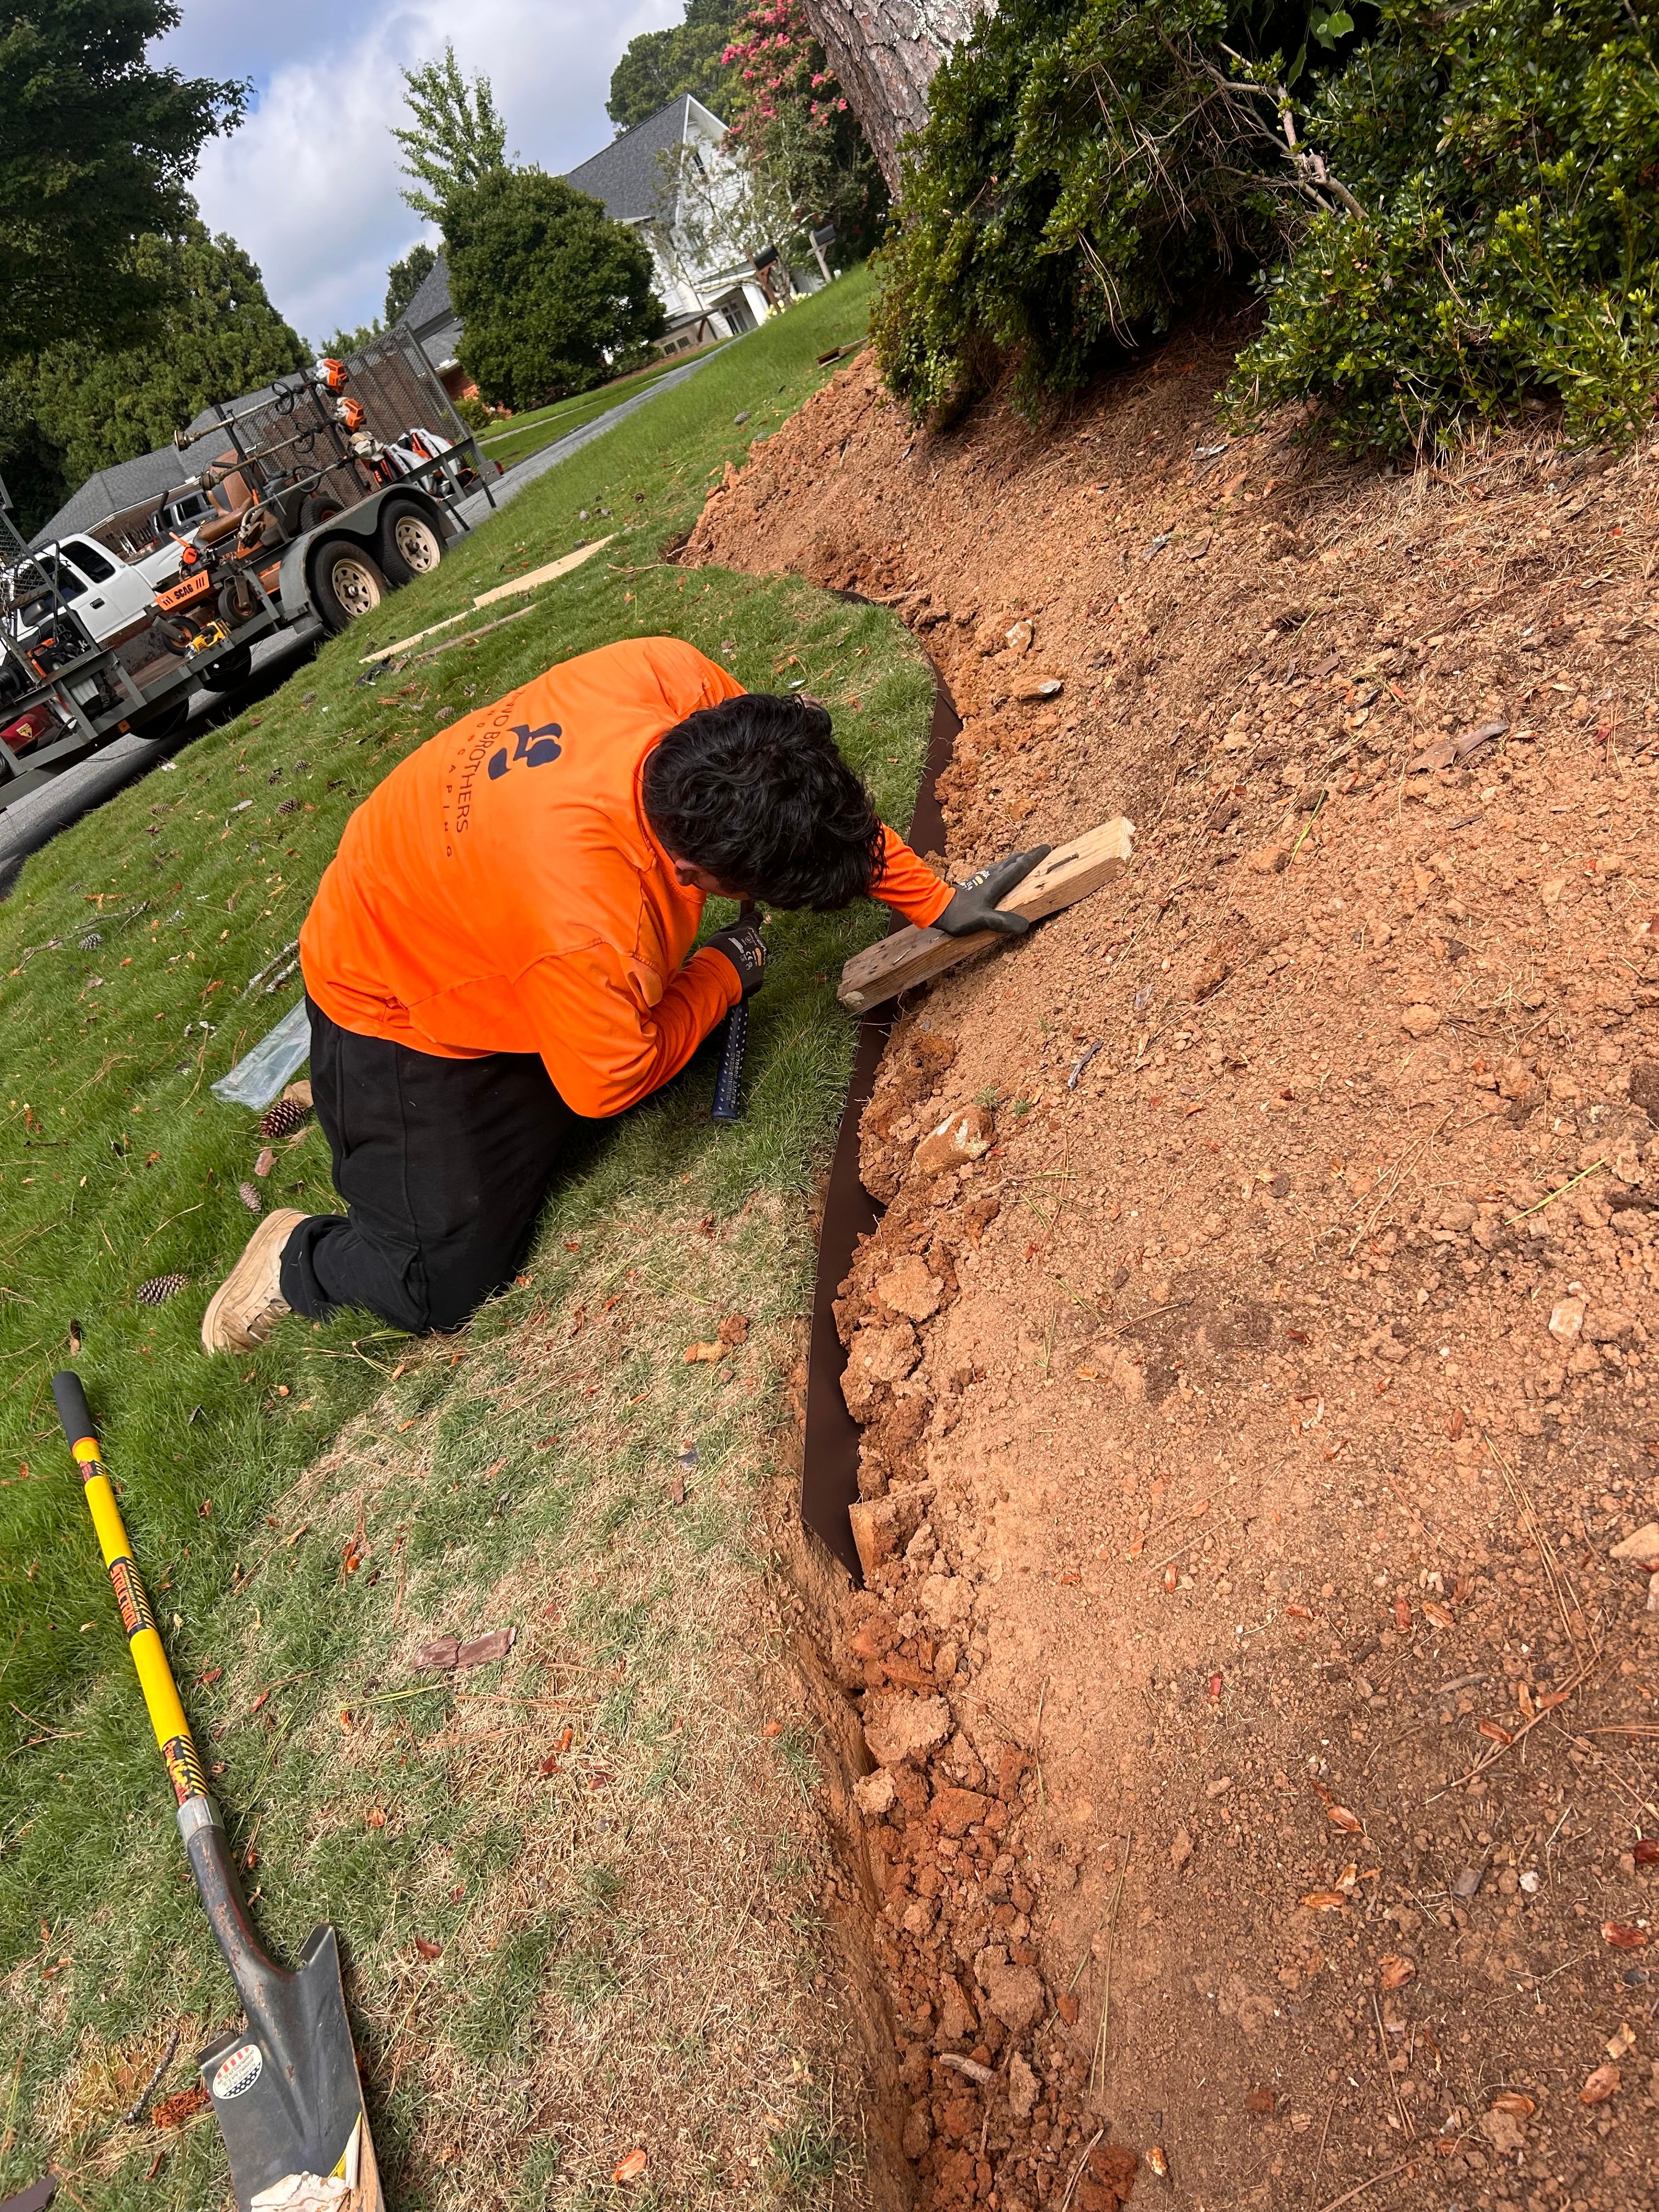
[359,534,614,663]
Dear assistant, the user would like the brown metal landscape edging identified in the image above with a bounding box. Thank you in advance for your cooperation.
[801,670,960,1581]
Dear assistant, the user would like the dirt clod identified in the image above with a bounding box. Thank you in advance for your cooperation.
[864,1691,952,1768]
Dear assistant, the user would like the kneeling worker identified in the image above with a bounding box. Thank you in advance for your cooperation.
[202,635,1041,1352]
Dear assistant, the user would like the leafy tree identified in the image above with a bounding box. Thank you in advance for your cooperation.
[318,318,383,359]
[3,218,306,533]
[608,0,742,130]
[385,241,438,324]
[445,170,665,411]
[393,44,507,228]
[0,376,68,539]
[0,0,247,364]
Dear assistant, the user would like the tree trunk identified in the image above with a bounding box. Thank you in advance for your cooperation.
[802,0,996,195]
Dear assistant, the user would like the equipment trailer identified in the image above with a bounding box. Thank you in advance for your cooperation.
[0,329,493,815]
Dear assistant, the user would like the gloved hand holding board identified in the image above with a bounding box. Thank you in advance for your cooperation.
[837,817,1135,1013]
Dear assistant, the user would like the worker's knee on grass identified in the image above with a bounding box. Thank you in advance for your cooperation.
[420,1292,488,1335]
[281,1212,528,1338]
[279,1216,427,1335]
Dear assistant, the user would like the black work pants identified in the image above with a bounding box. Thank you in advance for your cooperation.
[280,996,579,1334]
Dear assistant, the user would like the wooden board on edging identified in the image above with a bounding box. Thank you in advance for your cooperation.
[837,817,1135,1014]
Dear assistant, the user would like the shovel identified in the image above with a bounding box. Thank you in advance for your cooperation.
[51,1373,385,2212]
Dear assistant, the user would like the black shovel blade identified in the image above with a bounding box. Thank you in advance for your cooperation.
[0,2179,57,2212]
[197,1922,382,2210]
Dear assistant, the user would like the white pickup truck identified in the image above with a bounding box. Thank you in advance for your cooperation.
[0,329,492,809]
[6,533,174,653]
[0,531,201,755]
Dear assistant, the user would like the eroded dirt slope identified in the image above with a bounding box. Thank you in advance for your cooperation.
[691,327,1659,2210]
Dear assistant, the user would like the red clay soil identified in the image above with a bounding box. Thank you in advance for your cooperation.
[689,325,1659,2210]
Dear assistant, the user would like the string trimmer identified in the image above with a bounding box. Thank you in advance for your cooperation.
[52,1373,383,2212]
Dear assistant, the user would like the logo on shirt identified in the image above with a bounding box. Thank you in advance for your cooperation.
[488,721,563,779]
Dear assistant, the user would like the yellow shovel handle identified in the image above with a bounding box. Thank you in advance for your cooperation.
[52,1372,208,1808]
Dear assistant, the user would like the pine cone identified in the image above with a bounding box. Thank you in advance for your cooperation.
[257,1097,311,1140]
[80,930,102,950]
[238,1182,263,1213]
[138,1273,188,1306]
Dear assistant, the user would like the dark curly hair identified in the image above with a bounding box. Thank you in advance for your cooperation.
[641,691,886,909]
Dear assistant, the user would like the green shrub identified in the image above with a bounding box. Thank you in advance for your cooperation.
[870,0,1344,420]
[875,0,1659,450]
[450,390,495,435]
[1232,0,1659,450]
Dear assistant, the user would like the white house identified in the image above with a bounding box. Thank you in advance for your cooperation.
[397,94,794,386]
[565,93,782,350]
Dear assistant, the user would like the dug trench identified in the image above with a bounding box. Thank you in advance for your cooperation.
[700,323,1659,2210]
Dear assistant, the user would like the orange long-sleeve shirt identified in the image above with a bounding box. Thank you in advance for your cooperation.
[300,636,951,1118]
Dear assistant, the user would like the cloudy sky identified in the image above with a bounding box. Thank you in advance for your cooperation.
[156,2,685,348]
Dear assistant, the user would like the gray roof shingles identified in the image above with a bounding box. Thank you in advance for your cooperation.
[566,94,703,224]
[400,253,453,333]
[29,422,235,549]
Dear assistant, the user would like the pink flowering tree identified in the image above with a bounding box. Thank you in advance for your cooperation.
[720,0,887,260]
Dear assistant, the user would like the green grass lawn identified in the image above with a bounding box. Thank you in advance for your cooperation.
[0,267,919,2208]
[475,347,731,470]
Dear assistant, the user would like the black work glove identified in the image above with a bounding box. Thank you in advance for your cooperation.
[706,913,768,998]
[934,846,1052,937]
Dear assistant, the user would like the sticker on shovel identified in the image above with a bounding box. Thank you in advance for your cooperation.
[212,2042,265,2101]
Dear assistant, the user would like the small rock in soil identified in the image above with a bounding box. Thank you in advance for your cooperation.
[876,1253,945,1322]
[974,1950,1045,2033]
[913,1105,995,1177]
[854,1768,897,1818]
[1008,2050,1039,2120]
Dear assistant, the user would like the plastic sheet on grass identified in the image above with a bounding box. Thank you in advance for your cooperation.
[212,997,311,1110]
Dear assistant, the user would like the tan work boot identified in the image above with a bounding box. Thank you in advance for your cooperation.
[201,1208,308,1353]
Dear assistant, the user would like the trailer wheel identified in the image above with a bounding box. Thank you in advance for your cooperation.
[376,500,445,586]
[299,493,345,531]
[197,644,255,692]
[311,539,387,633]
[132,697,191,742]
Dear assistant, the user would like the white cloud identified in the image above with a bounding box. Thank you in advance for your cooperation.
[164,0,684,347]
